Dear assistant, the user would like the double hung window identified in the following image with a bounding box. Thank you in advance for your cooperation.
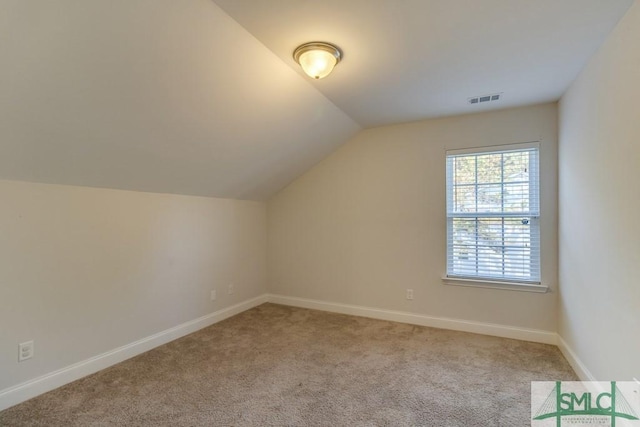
[445,143,540,284]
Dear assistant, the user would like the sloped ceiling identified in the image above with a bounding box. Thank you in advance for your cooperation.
[214,0,634,127]
[0,0,634,200]
[0,0,359,200]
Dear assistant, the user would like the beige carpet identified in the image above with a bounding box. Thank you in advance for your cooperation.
[0,303,576,426]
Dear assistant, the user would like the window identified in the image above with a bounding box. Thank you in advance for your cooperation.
[445,143,540,285]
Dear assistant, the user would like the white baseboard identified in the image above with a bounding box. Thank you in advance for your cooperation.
[266,294,558,345]
[1,293,575,412]
[556,335,596,381]
[0,294,269,412]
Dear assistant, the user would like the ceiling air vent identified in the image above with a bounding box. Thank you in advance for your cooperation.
[468,93,502,105]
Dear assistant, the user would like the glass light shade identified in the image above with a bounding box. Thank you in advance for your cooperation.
[298,50,337,79]
[293,42,342,79]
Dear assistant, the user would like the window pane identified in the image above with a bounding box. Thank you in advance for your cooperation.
[503,151,529,183]
[454,156,476,185]
[503,182,530,212]
[477,184,502,212]
[451,218,476,245]
[476,153,501,184]
[454,185,476,212]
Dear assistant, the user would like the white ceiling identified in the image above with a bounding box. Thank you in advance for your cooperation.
[214,0,634,127]
[0,0,634,200]
[0,0,359,200]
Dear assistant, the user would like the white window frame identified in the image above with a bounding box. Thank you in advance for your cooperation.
[443,142,547,293]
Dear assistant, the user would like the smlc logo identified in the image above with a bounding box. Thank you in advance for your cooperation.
[532,381,640,427]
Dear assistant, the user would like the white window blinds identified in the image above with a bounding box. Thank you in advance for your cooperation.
[446,144,540,283]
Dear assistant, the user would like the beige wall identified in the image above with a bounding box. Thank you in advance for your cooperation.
[268,103,558,332]
[0,180,267,391]
[558,1,640,380]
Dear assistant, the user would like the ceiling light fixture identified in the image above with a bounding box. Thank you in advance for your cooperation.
[293,42,342,80]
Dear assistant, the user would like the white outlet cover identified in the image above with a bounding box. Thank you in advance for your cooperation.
[210,290,217,301]
[19,341,34,362]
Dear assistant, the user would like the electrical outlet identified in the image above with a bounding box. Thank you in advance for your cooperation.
[406,289,414,300]
[210,290,217,301]
[228,283,234,295]
[19,341,34,362]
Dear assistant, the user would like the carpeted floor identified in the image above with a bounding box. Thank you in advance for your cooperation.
[0,303,576,426]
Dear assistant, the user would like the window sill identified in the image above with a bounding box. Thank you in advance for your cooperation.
[442,276,549,293]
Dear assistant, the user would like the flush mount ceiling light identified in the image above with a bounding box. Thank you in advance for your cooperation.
[293,42,342,79]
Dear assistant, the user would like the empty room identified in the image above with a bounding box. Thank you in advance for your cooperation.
[1,0,639,425]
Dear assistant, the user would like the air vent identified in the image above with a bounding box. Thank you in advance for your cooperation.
[468,93,502,105]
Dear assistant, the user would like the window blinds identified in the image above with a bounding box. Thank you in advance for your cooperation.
[446,145,540,283]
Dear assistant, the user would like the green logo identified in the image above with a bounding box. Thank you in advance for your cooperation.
[532,381,639,427]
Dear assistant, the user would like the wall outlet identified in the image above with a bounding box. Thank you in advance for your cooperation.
[19,341,34,362]
[406,289,414,300]
[210,290,217,301]
[227,283,234,295]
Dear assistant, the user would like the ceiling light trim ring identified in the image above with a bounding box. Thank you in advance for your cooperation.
[293,42,342,65]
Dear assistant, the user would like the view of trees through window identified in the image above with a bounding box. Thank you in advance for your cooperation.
[446,148,540,282]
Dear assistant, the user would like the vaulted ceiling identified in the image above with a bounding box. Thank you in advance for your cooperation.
[0,0,359,200]
[0,0,633,200]
[215,0,635,127]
